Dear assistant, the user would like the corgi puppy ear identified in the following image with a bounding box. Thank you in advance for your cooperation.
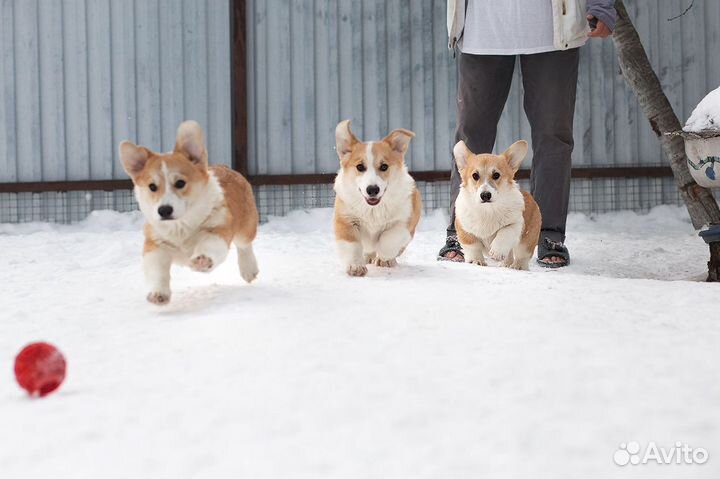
[335,120,360,160]
[503,140,529,172]
[119,141,151,177]
[383,128,415,154]
[453,140,470,171]
[175,120,208,167]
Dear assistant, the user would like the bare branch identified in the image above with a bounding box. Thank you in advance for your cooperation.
[667,0,695,21]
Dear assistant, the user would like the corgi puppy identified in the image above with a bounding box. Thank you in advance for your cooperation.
[333,120,422,276]
[119,120,259,305]
[453,140,541,270]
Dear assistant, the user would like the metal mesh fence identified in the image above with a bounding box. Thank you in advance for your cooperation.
[0,175,706,225]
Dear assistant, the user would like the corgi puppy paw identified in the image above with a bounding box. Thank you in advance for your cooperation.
[147,290,171,305]
[190,254,214,272]
[347,264,368,277]
[374,257,397,268]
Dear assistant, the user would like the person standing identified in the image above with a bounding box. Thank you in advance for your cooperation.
[439,0,616,267]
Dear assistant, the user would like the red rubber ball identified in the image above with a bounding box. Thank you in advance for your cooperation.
[14,342,67,397]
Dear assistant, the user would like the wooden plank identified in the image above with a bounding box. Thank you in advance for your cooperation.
[230,0,249,175]
[110,0,137,179]
[289,0,313,174]
[350,0,364,139]
[373,0,388,137]
[432,0,450,171]
[264,0,291,174]
[336,0,353,121]
[86,0,113,179]
[37,0,65,181]
[420,0,434,170]
[0,0,18,183]
[62,0,90,181]
[250,0,268,175]
[13,0,43,182]
[385,0,402,142]
[182,0,208,141]
[0,166,676,193]
[408,0,426,169]
[242,0,253,175]
[323,0,340,173]
[134,0,161,150]
[159,0,185,152]
[680,0,707,120]
[207,0,231,166]
[361,0,379,141]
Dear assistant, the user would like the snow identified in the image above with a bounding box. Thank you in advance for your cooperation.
[684,85,720,132]
[1,206,719,478]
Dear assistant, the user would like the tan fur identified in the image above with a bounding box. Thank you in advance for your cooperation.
[455,218,477,245]
[519,191,541,256]
[333,197,360,242]
[333,120,421,276]
[208,164,258,244]
[453,140,541,270]
[408,188,422,236]
[121,120,259,304]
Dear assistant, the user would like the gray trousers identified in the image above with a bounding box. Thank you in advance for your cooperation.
[447,48,580,243]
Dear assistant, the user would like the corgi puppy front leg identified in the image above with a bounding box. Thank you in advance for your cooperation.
[488,222,523,262]
[374,223,411,267]
[144,242,173,305]
[190,232,230,272]
[456,219,487,266]
[334,210,367,277]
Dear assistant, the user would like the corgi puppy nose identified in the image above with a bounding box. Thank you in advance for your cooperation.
[158,205,174,218]
[366,185,380,197]
[480,191,492,202]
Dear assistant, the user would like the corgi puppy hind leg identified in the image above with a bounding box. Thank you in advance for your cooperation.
[508,191,542,270]
[234,238,259,283]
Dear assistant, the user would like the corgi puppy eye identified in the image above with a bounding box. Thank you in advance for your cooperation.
[149,183,158,192]
[379,163,389,172]
[356,164,366,172]
[175,180,186,189]
[492,172,501,180]
[472,172,480,181]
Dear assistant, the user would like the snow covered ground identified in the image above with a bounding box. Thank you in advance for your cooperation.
[1,206,719,478]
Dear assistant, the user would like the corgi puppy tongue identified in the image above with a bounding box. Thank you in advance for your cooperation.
[333,120,422,276]
[335,120,415,208]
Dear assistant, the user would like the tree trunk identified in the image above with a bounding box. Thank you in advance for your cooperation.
[612,1,720,229]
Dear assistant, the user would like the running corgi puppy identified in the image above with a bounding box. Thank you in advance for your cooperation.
[453,140,541,270]
[333,120,422,276]
[120,120,259,305]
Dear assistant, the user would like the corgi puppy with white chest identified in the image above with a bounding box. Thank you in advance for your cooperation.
[333,120,422,276]
[120,120,259,305]
[453,140,541,270]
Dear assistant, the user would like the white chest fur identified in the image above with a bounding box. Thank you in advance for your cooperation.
[146,172,227,262]
[455,186,525,242]
[334,168,415,239]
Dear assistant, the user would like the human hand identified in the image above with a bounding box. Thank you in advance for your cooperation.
[587,15,611,38]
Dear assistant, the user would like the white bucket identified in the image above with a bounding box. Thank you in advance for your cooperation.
[684,135,720,188]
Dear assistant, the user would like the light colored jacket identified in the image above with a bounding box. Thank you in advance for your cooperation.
[447,0,617,51]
